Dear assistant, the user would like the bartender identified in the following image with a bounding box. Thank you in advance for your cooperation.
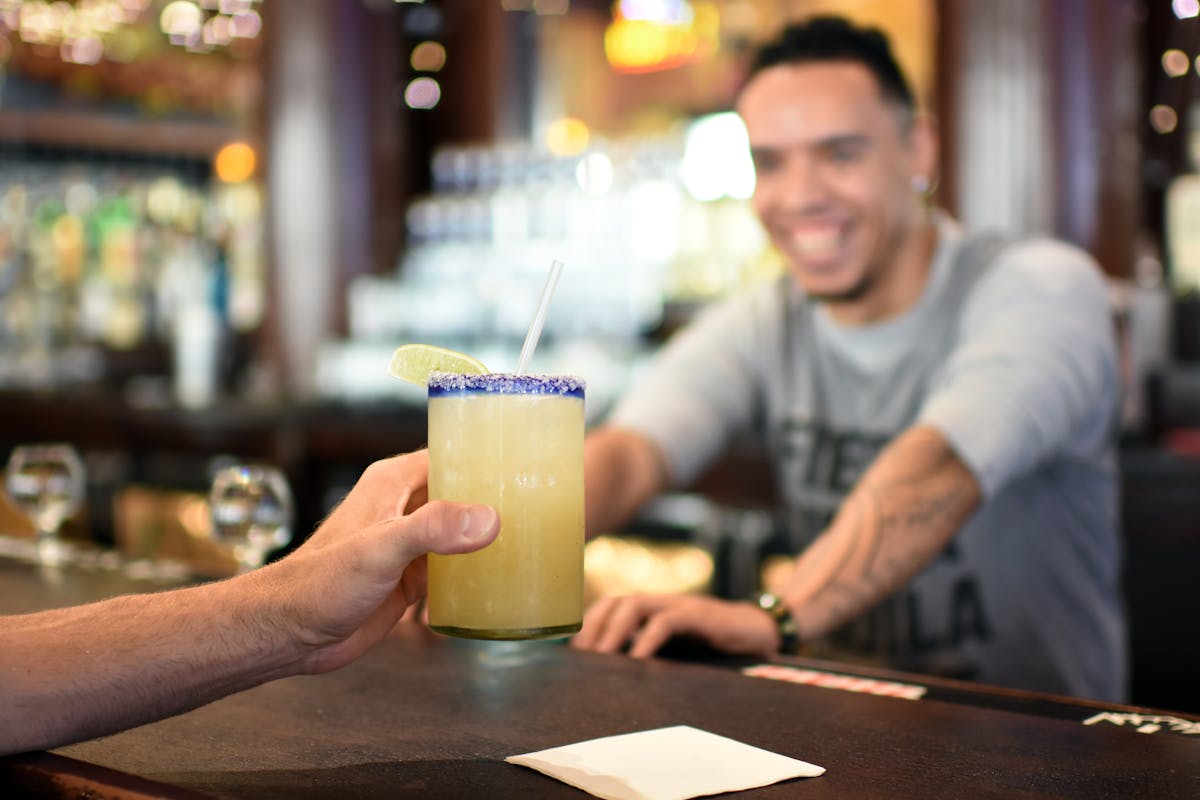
[574,16,1126,703]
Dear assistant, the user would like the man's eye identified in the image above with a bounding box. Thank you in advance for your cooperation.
[752,154,780,172]
[826,145,864,163]
[820,141,868,163]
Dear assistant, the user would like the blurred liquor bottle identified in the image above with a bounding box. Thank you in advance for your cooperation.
[1166,104,1200,296]
[0,157,264,393]
[1165,104,1200,364]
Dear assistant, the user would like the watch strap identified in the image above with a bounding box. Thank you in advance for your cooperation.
[755,591,801,655]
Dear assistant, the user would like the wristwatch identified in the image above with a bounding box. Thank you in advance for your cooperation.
[755,592,801,655]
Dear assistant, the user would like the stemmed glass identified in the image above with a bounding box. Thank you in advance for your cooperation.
[209,464,294,572]
[4,443,87,565]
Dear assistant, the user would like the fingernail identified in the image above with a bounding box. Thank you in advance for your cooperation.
[461,506,496,540]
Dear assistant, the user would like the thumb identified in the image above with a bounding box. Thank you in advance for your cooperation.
[396,500,500,561]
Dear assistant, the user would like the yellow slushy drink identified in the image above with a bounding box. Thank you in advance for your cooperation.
[426,372,585,640]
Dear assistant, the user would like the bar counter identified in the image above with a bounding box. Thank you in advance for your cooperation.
[1,551,1197,799]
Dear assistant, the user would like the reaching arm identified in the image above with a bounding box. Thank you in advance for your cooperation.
[779,424,981,642]
[0,451,500,756]
[583,426,671,538]
[574,424,980,658]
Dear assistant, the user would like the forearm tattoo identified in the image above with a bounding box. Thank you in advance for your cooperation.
[788,437,978,637]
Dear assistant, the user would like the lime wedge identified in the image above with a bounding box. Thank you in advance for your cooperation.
[388,344,488,386]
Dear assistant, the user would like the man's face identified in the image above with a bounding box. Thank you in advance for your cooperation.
[738,61,927,305]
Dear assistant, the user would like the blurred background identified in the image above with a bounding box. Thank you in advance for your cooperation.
[0,0,1198,708]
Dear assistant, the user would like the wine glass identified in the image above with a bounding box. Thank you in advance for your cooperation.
[4,443,87,565]
[209,464,294,572]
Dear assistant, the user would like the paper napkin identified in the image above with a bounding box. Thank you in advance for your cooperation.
[505,725,825,800]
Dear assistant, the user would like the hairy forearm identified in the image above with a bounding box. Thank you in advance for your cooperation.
[781,425,982,642]
[0,573,297,755]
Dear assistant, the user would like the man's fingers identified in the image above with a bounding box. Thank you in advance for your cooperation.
[394,500,499,563]
[379,452,428,518]
[404,485,429,515]
[595,598,652,653]
[573,596,620,650]
[400,556,427,606]
[628,610,686,659]
[572,595,671,655]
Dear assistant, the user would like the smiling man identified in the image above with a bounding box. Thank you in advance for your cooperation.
[575,16,1127,702]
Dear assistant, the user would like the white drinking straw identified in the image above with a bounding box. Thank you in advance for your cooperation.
[515,259,564,375]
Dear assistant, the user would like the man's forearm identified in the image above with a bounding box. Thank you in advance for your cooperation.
[0,574,296,755]
[781,425,982,642]
[583,427,669,537]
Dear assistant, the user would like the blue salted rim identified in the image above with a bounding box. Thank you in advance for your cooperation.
[428,373,585,398]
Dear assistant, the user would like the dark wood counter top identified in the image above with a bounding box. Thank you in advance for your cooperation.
[1,553,1198,799]
[4,632,1198,799]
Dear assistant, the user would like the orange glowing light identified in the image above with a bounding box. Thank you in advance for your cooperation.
[214,141,257,183]
[411,40,446,72]
[1150,105,1179,135]
[546,117,590,156]
[604,1,719,74]
[1163,49,1190,78]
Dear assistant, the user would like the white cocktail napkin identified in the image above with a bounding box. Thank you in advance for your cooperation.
[506,724,825,800]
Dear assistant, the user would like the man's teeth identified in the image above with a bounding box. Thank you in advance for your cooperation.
[791,229,841,254]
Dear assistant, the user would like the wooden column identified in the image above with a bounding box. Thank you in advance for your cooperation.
[262,0,339,397]
[1047,0,1142,277]
[935,0,1142,276]
[260,0,413,392]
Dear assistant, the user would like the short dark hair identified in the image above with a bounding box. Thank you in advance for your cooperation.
[747,16,915,114]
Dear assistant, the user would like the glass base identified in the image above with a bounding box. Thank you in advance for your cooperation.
[36,536,72,567]
[430,622,581,641]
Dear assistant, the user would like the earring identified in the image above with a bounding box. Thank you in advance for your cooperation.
[911,175,930,194]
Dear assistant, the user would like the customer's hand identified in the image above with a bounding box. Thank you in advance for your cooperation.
[571,594,778,660]
[263,450,498,674]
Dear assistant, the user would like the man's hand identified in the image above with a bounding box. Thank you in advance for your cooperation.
[265,451,499,675]
[571,594,778,660]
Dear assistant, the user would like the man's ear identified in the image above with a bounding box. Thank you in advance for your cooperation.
[908,112,940,195]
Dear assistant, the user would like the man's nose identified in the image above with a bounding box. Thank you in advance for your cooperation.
[771,156,830,212]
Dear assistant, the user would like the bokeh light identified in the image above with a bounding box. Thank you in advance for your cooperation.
[146,177,187,226]
[61,35,103,64]
[619,0,691,23]
[229,9,260,38]
[1163,49,1190,78]
[214,141,257,183]
[410,40,446,72]
[681,112,755,201]
[404,77,441,109]
[5,0,263,61]
[203,13,233,46]
[575,151,614,195]
[161,0,203,43]
[545,117,590,157]
[1150,104,1179,135]
[1173,0,1199,19]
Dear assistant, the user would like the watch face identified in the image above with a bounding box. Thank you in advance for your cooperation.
[758,592,783,616]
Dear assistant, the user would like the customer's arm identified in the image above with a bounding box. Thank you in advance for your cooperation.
[0,451,499,756]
